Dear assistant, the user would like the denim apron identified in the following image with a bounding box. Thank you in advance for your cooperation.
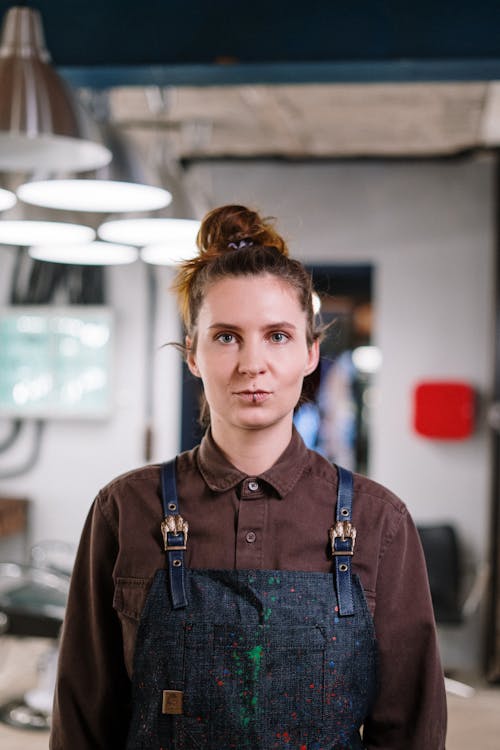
[126,460,378,750]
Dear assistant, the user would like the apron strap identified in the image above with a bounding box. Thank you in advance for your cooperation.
[160,459,188,609]
[332,465,356,617]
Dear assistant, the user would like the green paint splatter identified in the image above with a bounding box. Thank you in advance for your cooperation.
[263,607,272,622]
[247,644,263,668]
[232,644,264,733]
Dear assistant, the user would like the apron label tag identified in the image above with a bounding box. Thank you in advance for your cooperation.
[162,690,183,714]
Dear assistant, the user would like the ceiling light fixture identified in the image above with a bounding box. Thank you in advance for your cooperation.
[0,6,111,172]
[0,187,16,211]
[17,123,173,212]
[29,241,138,266]
[98,217,200,252]
[140,241,199,266]
[18,179,172,213]
[0,221,95,246]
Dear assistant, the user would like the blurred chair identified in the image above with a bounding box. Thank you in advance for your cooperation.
[417,524,490,696]
[0,542,74,730]
[417,524,463,624]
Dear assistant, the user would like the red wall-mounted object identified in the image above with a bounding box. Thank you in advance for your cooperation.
[413,381,475,440]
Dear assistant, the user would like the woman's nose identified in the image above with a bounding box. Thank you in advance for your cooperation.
[237,342,266,376]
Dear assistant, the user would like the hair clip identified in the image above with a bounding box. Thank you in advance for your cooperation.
[228,239,254,250]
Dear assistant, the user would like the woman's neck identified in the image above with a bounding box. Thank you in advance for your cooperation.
[210,420,293,476]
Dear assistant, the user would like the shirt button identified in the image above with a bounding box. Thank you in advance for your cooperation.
[245,531,257,543]
[248,481,259,492]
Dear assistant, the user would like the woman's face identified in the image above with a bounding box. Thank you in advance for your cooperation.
[186,273,319,440]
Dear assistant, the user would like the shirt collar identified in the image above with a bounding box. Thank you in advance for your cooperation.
[197,426,310,499]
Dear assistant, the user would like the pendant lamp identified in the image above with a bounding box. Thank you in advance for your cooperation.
[0,220,95,246]
[29,241,138,266]
[0,6,111,172]
[0,186,16,210]
[17,124,171,212]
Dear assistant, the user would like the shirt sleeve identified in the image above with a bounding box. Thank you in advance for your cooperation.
[50,495,131,750]
[362,507,447,749]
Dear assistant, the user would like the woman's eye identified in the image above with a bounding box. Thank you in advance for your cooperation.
[216,333,235,344]
[270,332,288,343]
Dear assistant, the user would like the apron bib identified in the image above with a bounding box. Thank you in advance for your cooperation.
[126,462,378,750]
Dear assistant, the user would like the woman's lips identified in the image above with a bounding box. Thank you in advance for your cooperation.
[233,390,271,403]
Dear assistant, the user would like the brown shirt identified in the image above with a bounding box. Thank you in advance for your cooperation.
[51,429,447,749]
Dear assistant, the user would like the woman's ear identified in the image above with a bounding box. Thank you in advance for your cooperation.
[185,336,201,378]
[304,339,320,376]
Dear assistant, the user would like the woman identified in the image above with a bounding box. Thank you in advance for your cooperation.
[50,205,447,749]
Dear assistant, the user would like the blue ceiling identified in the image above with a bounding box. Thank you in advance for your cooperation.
[1,1,500,86]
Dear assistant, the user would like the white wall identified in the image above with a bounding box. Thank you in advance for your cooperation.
[0,155,495,671]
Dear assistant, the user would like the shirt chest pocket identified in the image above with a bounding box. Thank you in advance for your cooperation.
[113,576,151,621]
[113,576,152,675]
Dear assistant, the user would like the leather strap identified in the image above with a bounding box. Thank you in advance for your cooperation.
[161,459,188,610]
[334,465,355,617]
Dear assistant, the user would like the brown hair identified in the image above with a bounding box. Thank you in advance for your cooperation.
[172,204,323,419]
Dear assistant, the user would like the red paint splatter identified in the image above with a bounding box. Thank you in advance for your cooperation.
[309,682,315,688]
[300,746,307,750]
[216,679,224,686]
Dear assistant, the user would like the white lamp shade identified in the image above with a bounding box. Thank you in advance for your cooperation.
[140,241,199,266]
[29,241,139,266]
[98,218,200,247]
[17,179,172,213]
[0,187,16,211]
[0,134,111,173]
[0,221,95,246]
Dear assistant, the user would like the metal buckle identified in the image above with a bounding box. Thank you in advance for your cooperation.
[161,514,189,551]
[329,521,357,557]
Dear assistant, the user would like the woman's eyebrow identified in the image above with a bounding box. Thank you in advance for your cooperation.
[207,322,243,330]
[207,321,298,331]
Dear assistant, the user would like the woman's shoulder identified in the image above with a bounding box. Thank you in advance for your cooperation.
[95,446,200,513]
[98,463,162,497]
[306,448,408,518]
[99,446,198,493]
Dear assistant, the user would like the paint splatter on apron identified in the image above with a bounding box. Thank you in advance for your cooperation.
[126,461,378,750]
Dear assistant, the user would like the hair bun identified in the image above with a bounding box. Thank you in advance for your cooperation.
[196,204,288,257]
